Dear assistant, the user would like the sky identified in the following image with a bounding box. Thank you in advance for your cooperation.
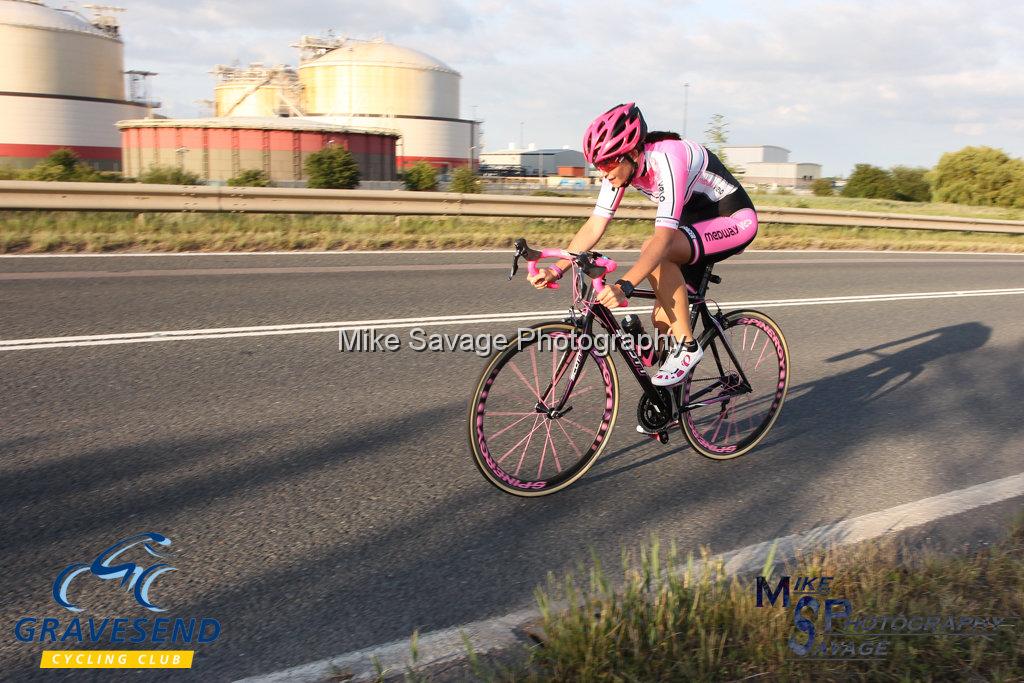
[94,0,1024,177]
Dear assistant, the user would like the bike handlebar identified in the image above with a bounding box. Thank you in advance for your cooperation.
[511,238,627,307]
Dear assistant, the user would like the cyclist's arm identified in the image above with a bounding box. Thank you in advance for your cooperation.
[548,178,621,273]
[550,214,610,271]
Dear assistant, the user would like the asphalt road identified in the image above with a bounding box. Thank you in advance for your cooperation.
[1,248,1022,680]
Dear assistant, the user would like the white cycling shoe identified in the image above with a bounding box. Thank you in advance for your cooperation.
[651,339,703,387]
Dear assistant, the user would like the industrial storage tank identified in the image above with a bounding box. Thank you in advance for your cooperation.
[0,0,151,170]
[293,36,478,172]
[118,117,399,184]
[298,38,459,118]
[213,64,303,118]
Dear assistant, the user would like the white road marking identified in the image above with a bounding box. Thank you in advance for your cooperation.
[3,257,1023,281]
[235,471,1024,683]
[2,288,1024,351]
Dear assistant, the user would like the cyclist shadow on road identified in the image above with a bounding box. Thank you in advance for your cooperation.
[581,321,994,486]
[757,321,992,452]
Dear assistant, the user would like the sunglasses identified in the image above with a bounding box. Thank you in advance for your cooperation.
[595,156,631,173]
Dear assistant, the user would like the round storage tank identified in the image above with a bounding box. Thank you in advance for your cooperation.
[298,39,459,118]
[212,64,301,118]
[118,117,399,185]
[215,83,290,117]
[292,37,477,171]
[0,0,148,169]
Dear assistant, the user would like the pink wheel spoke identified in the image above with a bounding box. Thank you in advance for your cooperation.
[747,328,760,356]
[754,338,771,371]
[550,344,558,393]
[508,359,544,403]
[724,409,738,444]
[488,411,537,416]
[529,345,542,402]
[555,419,584,461]
[489,412,537,440]
[551,343,576,389]
[537,422,550,478]
[546,422,562,472]
[498,414,543,464]
[562,416,597,438]
[710,410,726,442]
[745,397,757,434]
[741,326,749,352]
[514,414,544,476]
[564,365,587,394]
[567,385,595,400]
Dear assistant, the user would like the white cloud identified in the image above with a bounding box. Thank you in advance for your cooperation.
[953,123,988,136]
[105,0,1024,175]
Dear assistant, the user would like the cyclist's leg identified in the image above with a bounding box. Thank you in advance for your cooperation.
[688,207,758,265]
[641,230,695,344]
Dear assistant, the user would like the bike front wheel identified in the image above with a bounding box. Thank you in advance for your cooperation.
[468,322,619,496]
[679,309,790,460]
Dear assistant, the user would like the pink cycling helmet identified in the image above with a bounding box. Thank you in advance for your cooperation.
[582,103,647,166]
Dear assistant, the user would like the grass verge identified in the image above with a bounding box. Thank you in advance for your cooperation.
[455,515,1022,682]
[1,211,1022,254]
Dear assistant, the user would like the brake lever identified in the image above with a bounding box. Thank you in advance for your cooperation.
[508,253,521,281]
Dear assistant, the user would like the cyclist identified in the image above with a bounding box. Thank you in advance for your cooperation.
[527,102,758,387]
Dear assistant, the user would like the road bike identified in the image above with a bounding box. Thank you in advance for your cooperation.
[468,239,790,496]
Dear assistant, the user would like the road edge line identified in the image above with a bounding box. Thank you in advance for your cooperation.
[235,471,1024,682]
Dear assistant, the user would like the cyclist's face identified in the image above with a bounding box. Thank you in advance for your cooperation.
[599,154,636,188]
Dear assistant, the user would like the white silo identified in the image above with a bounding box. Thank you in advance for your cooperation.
[0,0,150,170]
[294,36,479,172]
[212,63,303,118]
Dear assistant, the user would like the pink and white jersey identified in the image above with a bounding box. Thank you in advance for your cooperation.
[593,139,746,229]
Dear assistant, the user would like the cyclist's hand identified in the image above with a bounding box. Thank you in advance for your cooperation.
[597,283,627,308]
[527,268,558,290]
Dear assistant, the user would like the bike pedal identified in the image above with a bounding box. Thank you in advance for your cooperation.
[636,424,673,445]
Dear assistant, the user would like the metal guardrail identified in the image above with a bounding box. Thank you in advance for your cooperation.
[1,180,1023,234]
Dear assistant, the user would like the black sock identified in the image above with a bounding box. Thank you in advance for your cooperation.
[682,338,699,352]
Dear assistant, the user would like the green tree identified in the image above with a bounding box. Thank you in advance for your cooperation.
[890,166,931,202]
[810,178,834,196]
[227,169,271,187]
[703,113,742,176]
[23,148,102,182]
[931,146,1024,207]
[841,164,897,199]
[402,161,438,191]
[305,146,361,189]
[450,166,482,193]
[0,165,22,180]
[139,165,202,185]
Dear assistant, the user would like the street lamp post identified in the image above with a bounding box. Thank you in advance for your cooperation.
[683,83,690,138]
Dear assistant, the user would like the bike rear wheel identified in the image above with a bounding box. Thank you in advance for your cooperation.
[468,322,619,496]
[679,310,790,460]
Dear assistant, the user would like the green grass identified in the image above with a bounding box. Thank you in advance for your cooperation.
[0,210,1021,254]
[748,193,1024,221]
[462,516,1024,682]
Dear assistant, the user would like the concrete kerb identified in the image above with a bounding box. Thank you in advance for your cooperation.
[236,472,1024,682]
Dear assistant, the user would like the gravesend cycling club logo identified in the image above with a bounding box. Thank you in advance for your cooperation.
[13,532,222,670]
[53,532,177,613]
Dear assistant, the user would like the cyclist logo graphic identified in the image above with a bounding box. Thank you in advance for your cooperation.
[52,533,177,613]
